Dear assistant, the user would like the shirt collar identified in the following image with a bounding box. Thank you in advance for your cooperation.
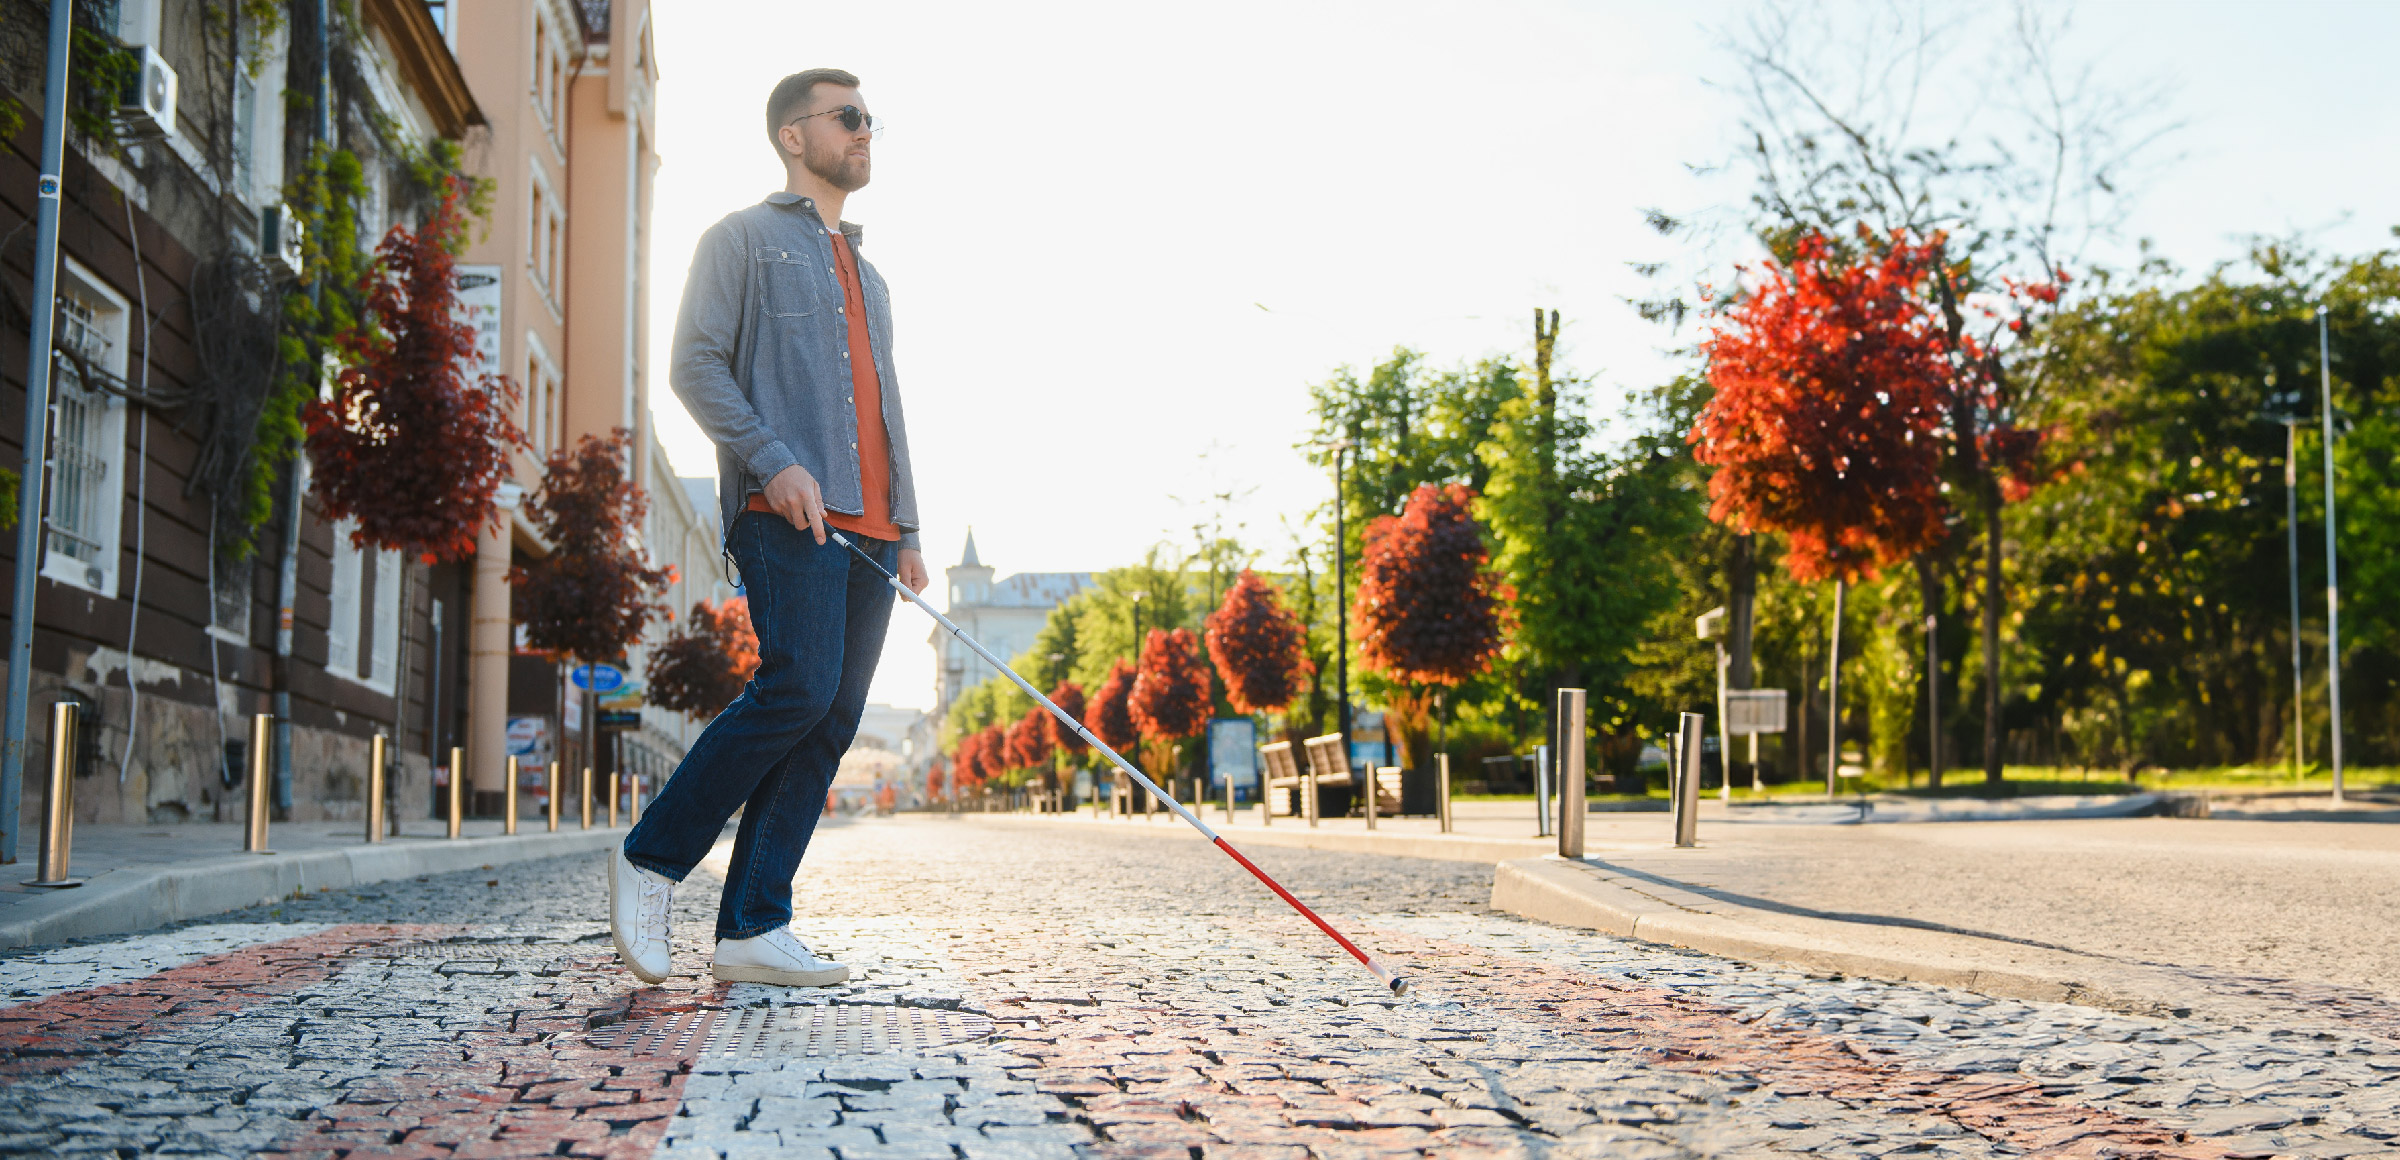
[764,192,865,247]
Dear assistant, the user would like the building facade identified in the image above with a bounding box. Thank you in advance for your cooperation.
[0,0,710,849]
[929,530,1094,726]
[0,0,481,839]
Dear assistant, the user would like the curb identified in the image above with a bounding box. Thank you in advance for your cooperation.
[1490,856,2268,1021]
[973,812,1554,864]
[0,828,625,949]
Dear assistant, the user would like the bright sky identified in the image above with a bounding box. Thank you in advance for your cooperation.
[641,1,2400,712]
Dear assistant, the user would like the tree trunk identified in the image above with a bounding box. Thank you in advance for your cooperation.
[1826,578,1845,797]
[384,559,417,835]
[1728,533,1756,689]
[1980,480,2005,785]
[1917,555,1944,790]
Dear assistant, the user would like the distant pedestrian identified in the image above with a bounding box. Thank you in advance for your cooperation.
[609,68,929,987]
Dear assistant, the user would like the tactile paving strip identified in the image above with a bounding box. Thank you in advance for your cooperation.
[588,1006,721,1056]
[590,1004,993,1058]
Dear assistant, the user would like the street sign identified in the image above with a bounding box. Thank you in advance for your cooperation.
[570,664,625,693]
[1725,689,1788,735]
[599,710,641,729]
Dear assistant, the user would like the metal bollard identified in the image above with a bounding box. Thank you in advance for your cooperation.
[247,714,275,853]
[1673,711,1703,848]
[1534,745,1552,838]
[1305,771,1319,828]
[366,734,387,844]
[581,766,593,829]
[1557,689,1587,859]
[1437,752,1453,834]
[547,761,561,832]
[630,772,643,824]
[1223,773,1233,823]
[23,701,82,887]
[504,756,519,835]
[1365,767,1381,830]
[607,771,619,828]
[446,746,464,839]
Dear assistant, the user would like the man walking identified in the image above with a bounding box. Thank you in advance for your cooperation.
[611,68,929,986]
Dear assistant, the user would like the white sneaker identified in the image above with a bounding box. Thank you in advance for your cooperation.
[608,846,675,984]
[712,927,850,987]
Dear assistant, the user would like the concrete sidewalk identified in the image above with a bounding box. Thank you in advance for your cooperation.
[0,818,626,948]
[1492,813,2400,1026]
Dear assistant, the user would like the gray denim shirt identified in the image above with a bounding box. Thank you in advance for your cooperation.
[670,192,921,552]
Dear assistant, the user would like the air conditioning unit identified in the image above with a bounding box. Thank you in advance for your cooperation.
[115,44,178,140]
[259,203,305,278]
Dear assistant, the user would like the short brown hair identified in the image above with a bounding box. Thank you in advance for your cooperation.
[766,68,861,159]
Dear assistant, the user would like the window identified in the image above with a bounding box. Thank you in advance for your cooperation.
[528,174,564,301]
[524,335,560,456]
[231,69,256,201]
[211,551,253,643]
[531,7,564,135]
[327,518,401,692]
[43,260,129,597]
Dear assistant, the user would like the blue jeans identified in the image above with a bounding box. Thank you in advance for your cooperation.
[623,513,896,940]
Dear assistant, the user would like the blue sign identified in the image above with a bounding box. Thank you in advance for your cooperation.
[571,663,625,693]
[1209,718,1258,790]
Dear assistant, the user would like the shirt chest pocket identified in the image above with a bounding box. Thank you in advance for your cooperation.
[754,246,826,319]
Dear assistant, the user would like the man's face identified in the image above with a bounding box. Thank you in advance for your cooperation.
[783,85,872,193]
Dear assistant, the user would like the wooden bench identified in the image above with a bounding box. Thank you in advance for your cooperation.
[1260,740,1301,822]
[1299,734,1355,825]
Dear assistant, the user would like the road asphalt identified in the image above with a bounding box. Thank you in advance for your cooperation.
[3,814,2396,1157]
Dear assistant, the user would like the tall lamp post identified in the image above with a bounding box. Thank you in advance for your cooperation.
[1,0,73,865]
[1319,439,1356,745]
[2261,383,2309,782]
[2317,305,2345,804]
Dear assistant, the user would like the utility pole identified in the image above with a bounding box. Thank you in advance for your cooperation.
[1331,440,1353,746]
[2318,306,2344,804]
[2262,383,2307,781]
[1,0,75,865]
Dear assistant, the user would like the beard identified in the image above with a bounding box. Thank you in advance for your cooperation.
[803,139,871,192]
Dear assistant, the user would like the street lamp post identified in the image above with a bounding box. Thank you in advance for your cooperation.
[2262,384,2309,782]
[2318,306,2345,804]
[1328,439,1354,746]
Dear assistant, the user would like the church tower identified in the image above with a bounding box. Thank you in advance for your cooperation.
[946,528,994,608]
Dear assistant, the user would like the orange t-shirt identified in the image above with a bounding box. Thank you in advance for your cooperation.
[749,230,901,541]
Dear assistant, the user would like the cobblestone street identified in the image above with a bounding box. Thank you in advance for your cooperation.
[4,816,2397,1158]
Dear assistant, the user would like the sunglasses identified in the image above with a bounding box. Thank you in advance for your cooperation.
[788,104,883,135]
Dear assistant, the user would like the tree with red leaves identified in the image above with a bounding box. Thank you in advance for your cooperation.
[1697,227,2063,783]
[1046,681,1089,757]
[647,597,759,718]
[306,181,525,564]
[1355,484,1509,685]
[1694,231,1953,582]
[974,724,1007,792]
[1353,483,1509,769]
[1131,628,1213,747]
[1006,707,1053,773]
[950,728,993,793]
[1088,660,1140,755]
[510,429,676,666]
[1205,570,1312,715]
